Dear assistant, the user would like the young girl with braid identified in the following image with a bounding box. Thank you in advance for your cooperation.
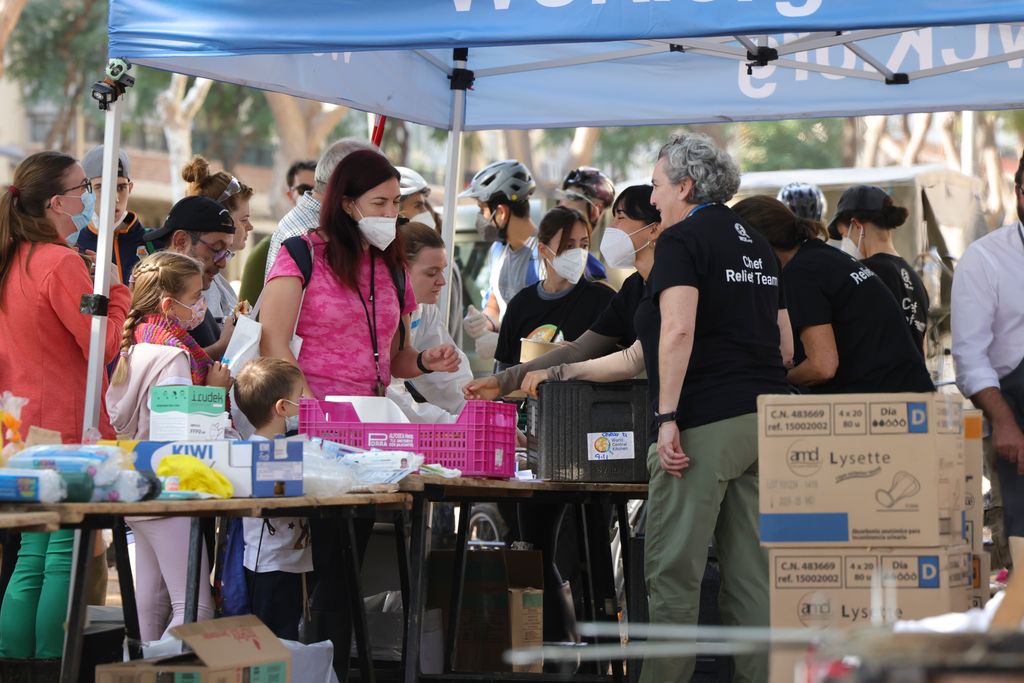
[106,250,230,640]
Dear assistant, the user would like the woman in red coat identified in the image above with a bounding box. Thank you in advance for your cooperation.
[0,151,129,660]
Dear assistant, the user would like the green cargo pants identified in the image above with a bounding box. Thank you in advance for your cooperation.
[640,413,768,683]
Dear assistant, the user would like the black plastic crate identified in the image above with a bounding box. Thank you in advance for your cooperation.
[526,380,651,483]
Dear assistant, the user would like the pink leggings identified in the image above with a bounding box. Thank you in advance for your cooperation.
[129,517,214,641]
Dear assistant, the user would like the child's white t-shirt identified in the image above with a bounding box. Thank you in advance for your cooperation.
[242,435,313,573]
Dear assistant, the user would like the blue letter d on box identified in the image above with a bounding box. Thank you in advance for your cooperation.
[918,556,940,588]
[908,403,928,433]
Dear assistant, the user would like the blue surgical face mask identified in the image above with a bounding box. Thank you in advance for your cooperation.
[283,399,300,434]
[61,191,96,231]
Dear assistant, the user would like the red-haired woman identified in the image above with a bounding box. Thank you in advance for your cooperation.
[260,148,458,678]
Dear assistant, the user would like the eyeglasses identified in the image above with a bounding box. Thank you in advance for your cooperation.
[193,235,235,264]
[291,183,313,196]
[62,178,93,195]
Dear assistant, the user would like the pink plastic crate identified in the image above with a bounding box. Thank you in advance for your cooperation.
[299,398,517,479]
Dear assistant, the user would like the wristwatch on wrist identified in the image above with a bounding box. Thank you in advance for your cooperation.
[653,410,678,425]
[416,351,434,374]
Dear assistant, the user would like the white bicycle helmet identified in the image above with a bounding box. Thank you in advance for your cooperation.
[397,166,430,198]
[458,159,535,203]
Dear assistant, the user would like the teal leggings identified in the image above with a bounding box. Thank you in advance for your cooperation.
[0,530,74,658]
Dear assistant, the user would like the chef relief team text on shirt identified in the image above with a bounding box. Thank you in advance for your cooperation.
[725,223,779,288]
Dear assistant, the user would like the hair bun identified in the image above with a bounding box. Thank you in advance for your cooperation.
[181,155,210,185]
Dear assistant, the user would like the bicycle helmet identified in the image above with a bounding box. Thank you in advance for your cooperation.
[561,167,615,209]
[458,159,535,203]
[777,182,827,222]
[397,166,430,198]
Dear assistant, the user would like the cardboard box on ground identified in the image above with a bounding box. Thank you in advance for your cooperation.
[95,615,291,682]
[427,549,544,673]
[758,393,965,547]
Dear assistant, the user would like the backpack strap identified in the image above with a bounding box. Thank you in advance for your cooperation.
[282,235,315,290]
[389,265,408,351]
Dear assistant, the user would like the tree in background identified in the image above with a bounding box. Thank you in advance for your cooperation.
[0,0,28,78]
[7,0,105,150]
[156,74,213,201]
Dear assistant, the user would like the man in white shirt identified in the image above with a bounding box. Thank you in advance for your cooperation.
[952,151,1024,570]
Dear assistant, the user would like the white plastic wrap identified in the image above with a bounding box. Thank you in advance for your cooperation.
[302,443,357,496]
[10,444,131,487]
[91,469,156,502]
[0,468,67,503]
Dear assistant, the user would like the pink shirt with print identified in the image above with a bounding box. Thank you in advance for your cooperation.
[266,232,417,400]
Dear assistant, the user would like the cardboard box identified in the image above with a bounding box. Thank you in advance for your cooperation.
[95,615,291,682]
[508,587,544,673]
[149,385,229,441]
[427,549,543,672]
[769,545,971,631]
[106,439,303,497]
[758,393,964,547]
[963,409,984,552]
[971,549,991,609]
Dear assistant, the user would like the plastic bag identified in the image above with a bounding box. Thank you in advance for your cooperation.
[0,468,67,502]
[10,444,130,487]
[156,454,233,498]
[0,392,29,465]
[91,469,161,502]
[302,442,357,496]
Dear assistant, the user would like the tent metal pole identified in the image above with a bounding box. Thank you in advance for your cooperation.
[81,97,124,437]
[439,49,468,327]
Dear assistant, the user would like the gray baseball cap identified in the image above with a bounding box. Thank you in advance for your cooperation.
[81,145,131,181]
[827,185,889,239]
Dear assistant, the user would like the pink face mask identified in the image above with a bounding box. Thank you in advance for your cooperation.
[171,295,208,331]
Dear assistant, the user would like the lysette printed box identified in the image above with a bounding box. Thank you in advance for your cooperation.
[149,385,228,441]
[758,393,964,547]
[963,409,984,552]
[971,550,991,609]
[106,439,303,497]
[769,545,971,630]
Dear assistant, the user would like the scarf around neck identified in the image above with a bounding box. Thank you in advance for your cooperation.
[132,313,213,386]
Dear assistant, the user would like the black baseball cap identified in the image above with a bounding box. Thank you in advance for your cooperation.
[827,185,889,240]
[147,196,236,243]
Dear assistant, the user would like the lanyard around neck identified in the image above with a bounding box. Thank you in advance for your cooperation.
[686,203,711,220]
[356,252,384,394]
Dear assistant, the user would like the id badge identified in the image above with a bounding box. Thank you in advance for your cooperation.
[375,379,387,397]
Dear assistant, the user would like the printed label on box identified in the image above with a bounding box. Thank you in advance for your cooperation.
[366,431,416,450]
[255,462,302,482]
[586,431,635,461]
[762,404,832,437]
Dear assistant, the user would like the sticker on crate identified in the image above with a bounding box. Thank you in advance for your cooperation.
[586,431,635,461]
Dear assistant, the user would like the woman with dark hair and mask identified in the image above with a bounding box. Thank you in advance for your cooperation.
[463,184,664,399]
[259,149,459,678]
[829,185,929,354]
[733,194,933,394]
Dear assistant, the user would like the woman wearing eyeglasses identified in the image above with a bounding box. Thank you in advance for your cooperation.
[0,151,131,663]
[182,156,255,321]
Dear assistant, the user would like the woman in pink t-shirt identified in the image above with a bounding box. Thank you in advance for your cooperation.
[259,149,458,678]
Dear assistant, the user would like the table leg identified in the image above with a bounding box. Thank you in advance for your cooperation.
[393,509,411,664]
[113,519,143,660]
[183,517,203,624]
[340,511,375,683]
[403,495,427,683]
[576,503,595,624]
[584,501,625,682]
[59,528,95,683]
[616,503,633,624]
[444,501,471,673]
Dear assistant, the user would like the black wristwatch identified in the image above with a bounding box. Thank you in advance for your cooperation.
[416,351,434,374]
[653,410,678,425]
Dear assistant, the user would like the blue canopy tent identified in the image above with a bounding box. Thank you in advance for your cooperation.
[83,1,1024,433]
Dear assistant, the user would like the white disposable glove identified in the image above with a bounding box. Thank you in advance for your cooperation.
[463,305,491,339]
[474,331,499,361]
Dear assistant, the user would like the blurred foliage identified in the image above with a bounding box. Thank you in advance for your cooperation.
[734,118,844,171]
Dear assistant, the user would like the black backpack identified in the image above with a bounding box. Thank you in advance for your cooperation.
[281,235,408,350]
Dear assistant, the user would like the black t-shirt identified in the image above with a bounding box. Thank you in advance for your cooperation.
[634,204,789,433]
[589,271,645,346]
[495,279,615,367]
[785,239,934,394]
[861,253,929,355]
[188,309,221,350]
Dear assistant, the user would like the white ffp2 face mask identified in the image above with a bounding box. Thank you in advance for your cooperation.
[409,211,435,227]
[839,225,865,260]
[600,223,653,269]
[549,247,589,284]
[355,207,397,251]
